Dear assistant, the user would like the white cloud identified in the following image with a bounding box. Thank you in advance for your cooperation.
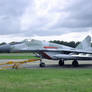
[31,31,92,42]
[20,0,71,30]
[0,0,92,42]
[0,30,91,43]
[0,35,31,43]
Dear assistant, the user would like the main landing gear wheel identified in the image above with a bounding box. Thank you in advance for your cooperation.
[59,59,64,66]
[40,62,45,67]
[72,60,79,67]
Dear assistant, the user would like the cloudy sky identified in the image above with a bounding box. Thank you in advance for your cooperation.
[0,0,92,42]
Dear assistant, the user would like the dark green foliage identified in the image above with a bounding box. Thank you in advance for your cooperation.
[0,42,7,45]
[50,40,80,48]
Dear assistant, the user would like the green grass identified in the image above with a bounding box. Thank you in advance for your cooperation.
[0,69,92,92]
[0,53,39,59]
[0,53,92,92]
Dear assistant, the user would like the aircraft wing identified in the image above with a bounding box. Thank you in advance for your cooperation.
[11,48,92,54]
[53,54,92,60]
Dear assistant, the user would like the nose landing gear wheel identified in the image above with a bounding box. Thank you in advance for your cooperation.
[59,59,64,66]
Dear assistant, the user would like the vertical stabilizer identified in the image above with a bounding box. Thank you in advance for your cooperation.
[76,35,91,50]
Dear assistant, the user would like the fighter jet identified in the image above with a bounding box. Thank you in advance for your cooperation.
[10,35,92,67]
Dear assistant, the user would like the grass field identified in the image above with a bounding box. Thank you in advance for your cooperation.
[0,53,38,59]
[0,69,92,92]
[0,53,92,92]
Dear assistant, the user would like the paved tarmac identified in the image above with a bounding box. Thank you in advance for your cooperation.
[24,59,92,69]
[0,59,92,69]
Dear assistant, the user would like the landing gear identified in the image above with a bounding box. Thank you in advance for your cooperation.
[72,60,79,67]
[40,62,45,67]
[39,56,45,67]
[59,59,64,66]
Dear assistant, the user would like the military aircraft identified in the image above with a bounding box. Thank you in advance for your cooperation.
[10,35,92,67]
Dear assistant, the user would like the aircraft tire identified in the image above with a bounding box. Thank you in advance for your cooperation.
[72,60,79,67]
[59,60,64,66]
[40,62,45,67]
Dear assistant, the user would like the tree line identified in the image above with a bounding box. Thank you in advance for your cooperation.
[0,40,92,48]
[50,40,80,48]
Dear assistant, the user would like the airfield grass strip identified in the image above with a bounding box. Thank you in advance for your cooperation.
[0,56,39,59]
[0,53,39,59]
[0,69,92,92]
